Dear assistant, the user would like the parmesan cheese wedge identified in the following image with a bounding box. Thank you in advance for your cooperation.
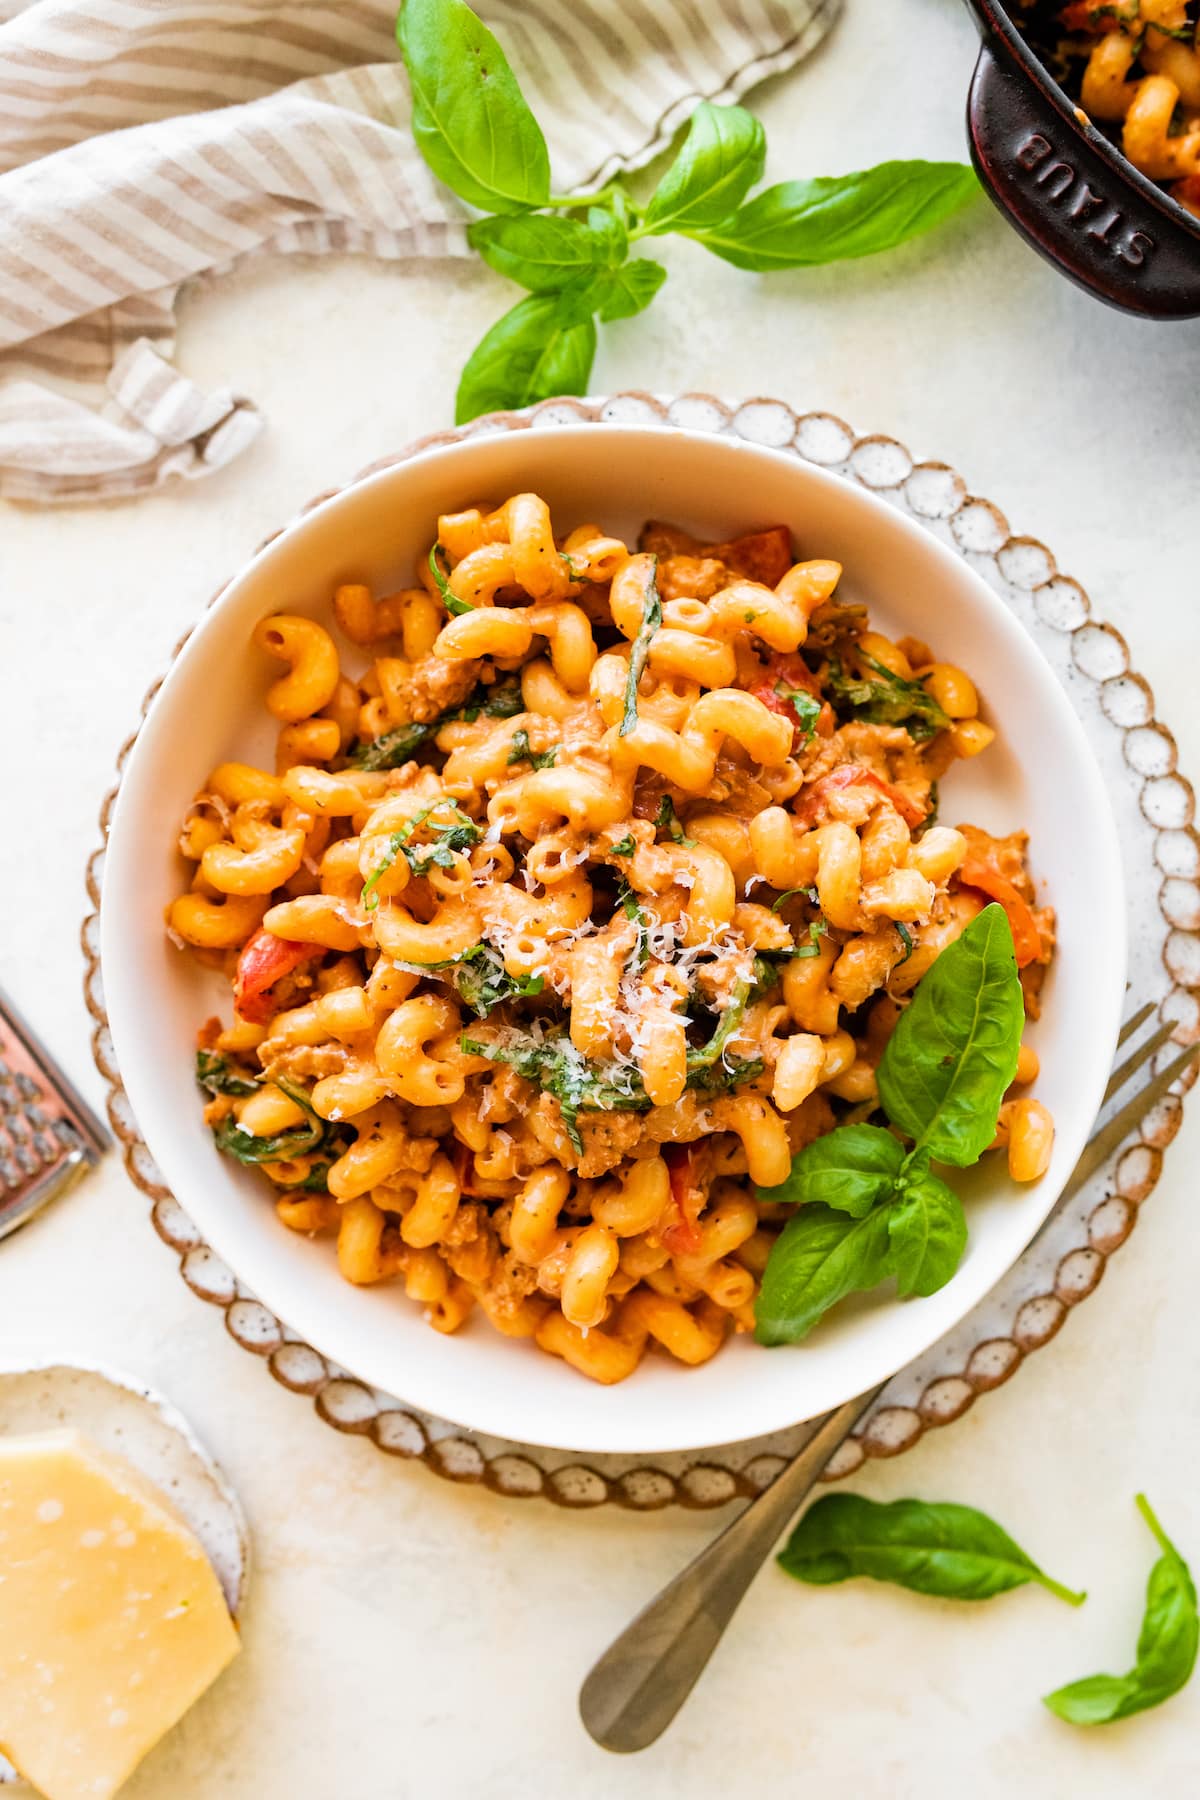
[0,1429,240,1800]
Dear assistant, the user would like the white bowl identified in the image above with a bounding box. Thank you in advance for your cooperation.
[101,423,1125,1456]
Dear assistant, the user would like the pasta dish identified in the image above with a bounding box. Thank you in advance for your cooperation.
[1016,1,1200,210]
[167,494,1055,1383]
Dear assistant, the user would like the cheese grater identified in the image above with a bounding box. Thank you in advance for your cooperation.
[0,987,108,1241]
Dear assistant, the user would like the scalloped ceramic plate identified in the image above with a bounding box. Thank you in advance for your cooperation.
[83,394,1200,1504]
[0,1360,247,1785]
[94,398,1128,1458]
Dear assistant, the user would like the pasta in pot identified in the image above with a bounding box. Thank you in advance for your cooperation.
[168,494,1056,1384]
[1015,1,1200,209]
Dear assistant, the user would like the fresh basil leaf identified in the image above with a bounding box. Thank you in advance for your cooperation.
[755,1123,904,1217]
[642,101,766,234]
[405,821,479,878]
[886,1166,967,1298]
[396,0,549,214]
[587,204,628,266]
[780,1495,1086,1605]
[283,1155,343,1194]
[755,1204,892,1345]
[195,1049,260,1098]
[351,674,523,767]
[619,557,662,735]
[361,829,405,912]
[363,802,478,907]
[451,944,544,1018]
[609,834,635,857]
[777,683,823,743]
[402,945,487,972]
[467,213,615,291]
[749,953,782,997]
[685,977,752,1082]
[474,677,524,720]
[791,919,827,960]
[895,921,914,963]
[507,727,556,770]
[876,904,1022,1167]
[691,161,978,270]
[588,259,668,322]
[616,877,650,972]
[428,542,471,616]
[405,841,457,876]
[1044,1494,1197,1724]
[654,795,695,847]
[350,720,431,772]
[688,1055,764,1096]
[455,291,597,424]
[826,652,951,742]
[212,1110,325,1165]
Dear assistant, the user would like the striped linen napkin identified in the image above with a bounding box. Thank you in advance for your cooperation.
[0,0,841,505]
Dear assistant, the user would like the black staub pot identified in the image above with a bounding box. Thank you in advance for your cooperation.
[965,0,1200,316]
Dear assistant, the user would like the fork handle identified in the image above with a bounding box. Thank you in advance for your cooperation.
[579,1384,884,1753]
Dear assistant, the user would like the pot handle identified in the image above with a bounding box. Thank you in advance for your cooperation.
[968,40,1200,319]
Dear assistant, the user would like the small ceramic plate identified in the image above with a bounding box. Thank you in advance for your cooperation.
[0,1360,248,1784]
[84,393,1198,1505]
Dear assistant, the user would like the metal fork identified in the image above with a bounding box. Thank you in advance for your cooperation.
[579,1005,1199,1753]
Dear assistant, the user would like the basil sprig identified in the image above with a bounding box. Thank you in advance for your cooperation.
[755,905,1023,1345]
[779,1495,1086,1607]
[1044,1495,1197,1725]
[394,2,979,422]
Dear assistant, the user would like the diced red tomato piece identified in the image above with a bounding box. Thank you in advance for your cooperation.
[796,764,927,830]
[661,1145,704,1256]
[233,929,322,1023]
[750,654,835,746]
[957,860,1044,968]
[705,525,794,588]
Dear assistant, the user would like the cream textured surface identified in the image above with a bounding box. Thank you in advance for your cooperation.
[2,1,1200,1795]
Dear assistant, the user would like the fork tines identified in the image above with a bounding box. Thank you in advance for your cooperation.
[1063,1002,1200,1204]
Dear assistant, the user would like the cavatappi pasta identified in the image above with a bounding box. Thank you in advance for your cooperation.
[168,496,1056,1385]
[1018,1,1200,210]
